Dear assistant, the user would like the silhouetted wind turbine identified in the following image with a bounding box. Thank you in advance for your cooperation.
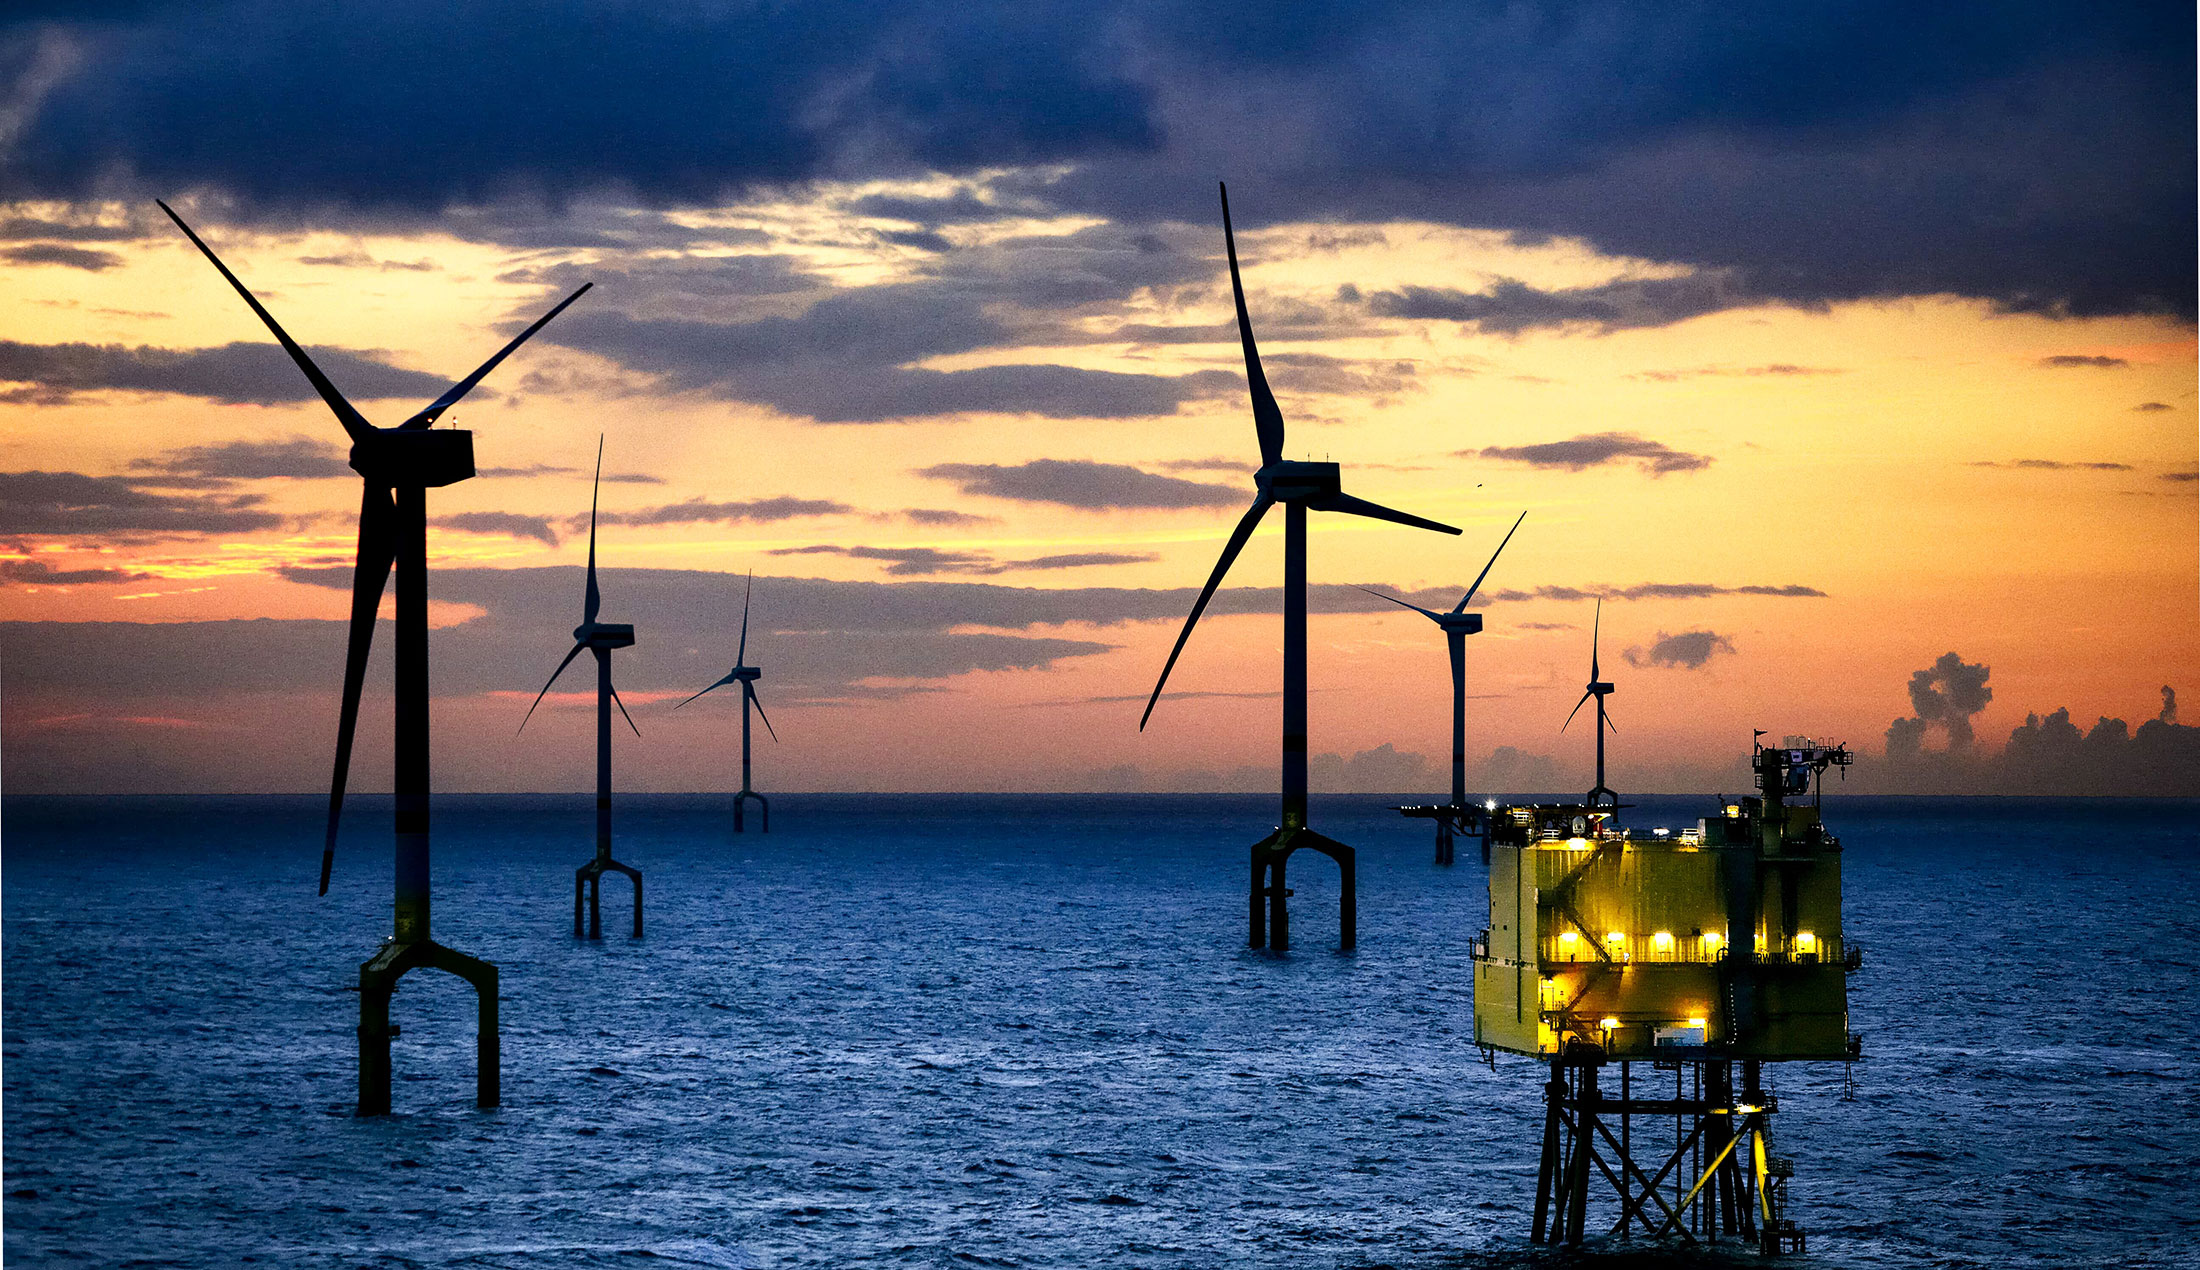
[158,198,588,1115]
[1141,183,1461,952]
[1562,600,1620,810]
[520,439,644,938]
[676,572,777,832]
[1361,510,1526,864]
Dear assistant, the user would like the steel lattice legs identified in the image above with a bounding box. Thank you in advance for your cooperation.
[1247,827,1355,952]
[357,938,499,1116]
[574,857,643,938]
[1530,1047,1802,1254]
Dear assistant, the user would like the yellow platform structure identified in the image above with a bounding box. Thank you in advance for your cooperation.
[1472,738,1860,1255]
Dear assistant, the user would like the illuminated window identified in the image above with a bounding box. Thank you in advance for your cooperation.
[1652,931,1674,952]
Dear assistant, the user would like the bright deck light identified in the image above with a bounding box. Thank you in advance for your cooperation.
[1687,1017,1707,1028]
[1652,930,1673,951]
[1600,1017,1619,1031]
[1796,931,1817,949]
[1605,931,1625,943]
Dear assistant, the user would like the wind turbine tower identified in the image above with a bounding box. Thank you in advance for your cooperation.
[1142,184,1461,952]
[160,200,589,1115]
[677,574,777,832]
[1364,510,1527,864]
[521,441,645,938]
[1564,600,1621,810]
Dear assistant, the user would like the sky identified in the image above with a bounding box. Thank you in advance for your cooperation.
[1,1,2194,797]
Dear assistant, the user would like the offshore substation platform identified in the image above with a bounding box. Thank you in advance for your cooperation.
[1471,736,1861,1253]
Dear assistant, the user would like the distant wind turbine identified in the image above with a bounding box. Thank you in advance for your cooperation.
[676,573,777,833]
[158,198,588,1115]
[1361,509,1527,864]
[1562,599,1620,810]
[520,439,644,938]
[1141,183,1461,952]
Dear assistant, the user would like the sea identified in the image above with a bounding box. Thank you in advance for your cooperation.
[4,793,2197,1269]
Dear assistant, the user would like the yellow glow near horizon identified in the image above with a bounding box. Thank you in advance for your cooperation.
[0,171,2193,794]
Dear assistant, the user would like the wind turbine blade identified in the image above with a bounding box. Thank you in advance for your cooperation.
[1310,490,1460,536]
[1601,704,1618,734]
[398,283,592,429]
[583,437,602,624]
[1354,585,1443,621]
[1140,493,1273,731]
[737,569,752,665]
[1220,183,1284,468]
[673,676,736,709]
[749,685,779,742]
[158,200,374,443]
[1456,510,1528,611]
[1562,689,1593,733]
[609,680,642,738]
[518,642,588,733]
[323,484,396,895]
[1590,598,1602,679]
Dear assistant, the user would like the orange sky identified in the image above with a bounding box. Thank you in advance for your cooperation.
[2,180,2194,794]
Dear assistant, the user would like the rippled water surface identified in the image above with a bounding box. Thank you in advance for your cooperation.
[6,793,2198,1268]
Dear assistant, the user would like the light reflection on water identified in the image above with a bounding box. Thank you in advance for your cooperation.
[4,793,2196,1268]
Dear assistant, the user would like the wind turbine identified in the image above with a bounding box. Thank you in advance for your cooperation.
[1141,183,1461,952]
[158,199,588,1115]
[1361,510,1527,864]
[520,440,644,938]
[1563,600,1620,810]
[676,573,778,832]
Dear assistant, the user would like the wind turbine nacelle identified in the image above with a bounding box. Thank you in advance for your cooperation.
[578,622,635,649]
[350,429,476,488]
[1260,460,1342,501]
[1441,613,1484,635]
[732,667,762,682]
[1591,680,1615,694]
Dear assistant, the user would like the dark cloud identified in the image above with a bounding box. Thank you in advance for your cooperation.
[0,558,154,586]
[129,435,350,483]
[1474,432,1713,476]
[2134,402,2173,412]
[1887,651,1994,752]
[0,340,452,407]
[769,544,1156,576]
[2039,354,2130,368]
[596,497,853,526]
[1878,682,2200,796]
[0,470,283,536]
[1969,458,2133,472]
[0,215,144,243]
[1258,352,1418,397]
[3,1,2187,319]
[1624,629,1735,669]
[920,458,1242,509]
[848,190,1041,226]
[1364,274,1754,335]
[1475,582,1826,603]
[1311,742,1430,793]
[2,243,122,270]
[2165,470,2198,483]
[540,231,1236,421]
[295,250,436,272]
[433,511,560,545]
[901,507,998,527]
